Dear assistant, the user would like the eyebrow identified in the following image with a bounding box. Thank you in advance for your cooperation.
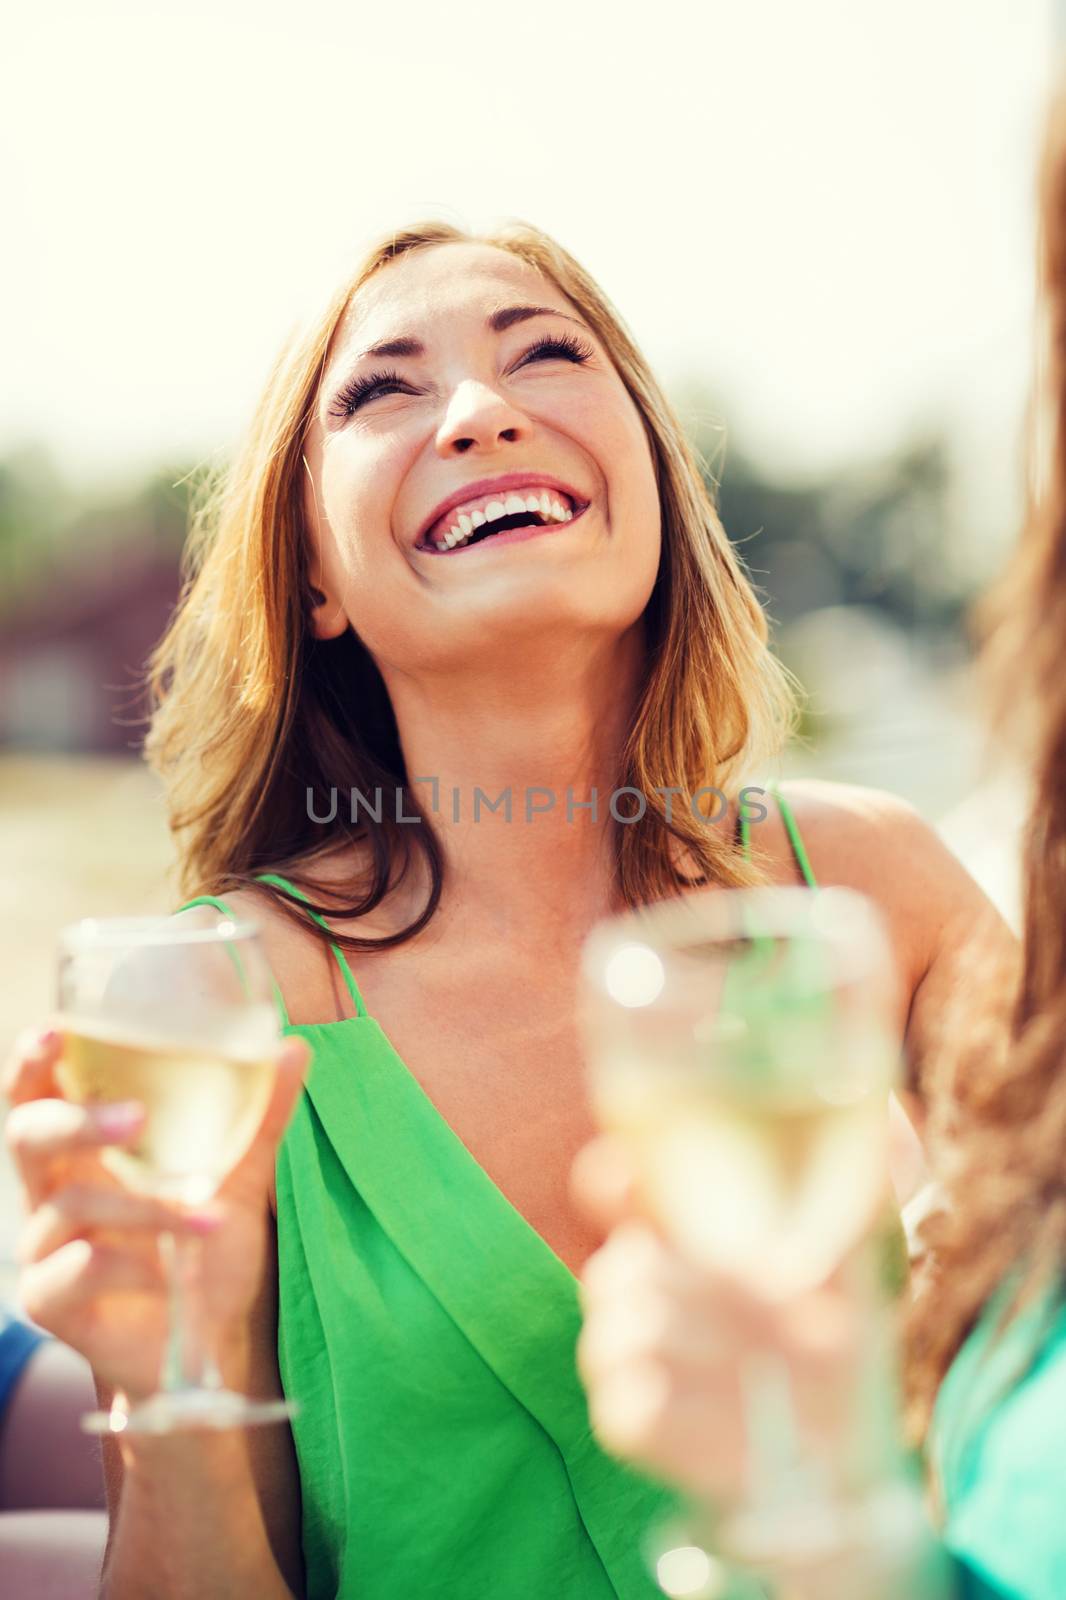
[351,303,585,364]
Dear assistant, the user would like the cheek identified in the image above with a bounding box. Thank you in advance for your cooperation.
[607,416,661,556]
[313,439,426,657]
[318,437,406,578]
[570,391,659,526]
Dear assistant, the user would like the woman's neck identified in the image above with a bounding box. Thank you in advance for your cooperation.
[382,628,646,942]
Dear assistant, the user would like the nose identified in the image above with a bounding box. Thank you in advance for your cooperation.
[435,379,532,457]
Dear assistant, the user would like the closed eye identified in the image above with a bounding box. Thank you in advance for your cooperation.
[328,329,596,420]
[329,365,411,418]
[515,331,596,369]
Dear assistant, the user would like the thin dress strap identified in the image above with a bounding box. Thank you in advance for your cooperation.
[173,894,292,1029]
[737,798,753,861]
[736,781,820,890]
[254,872,368,1019]
[766,779,819,890]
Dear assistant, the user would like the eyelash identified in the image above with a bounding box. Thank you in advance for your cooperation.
[329,330,596,419]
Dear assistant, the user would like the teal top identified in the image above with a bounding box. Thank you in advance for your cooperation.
[176,780,811,1598]
[933,1278,1066,1600]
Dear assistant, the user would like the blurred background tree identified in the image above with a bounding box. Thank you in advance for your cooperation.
[0,406,982,766]
[0,451,193,753]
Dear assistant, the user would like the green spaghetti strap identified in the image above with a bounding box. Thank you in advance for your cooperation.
[738,800,753,862]
[173,893,290,1029]
[254,872,367,1019]
[734,781,818,967]
[727,784,831,1093]
[766,780,819,891]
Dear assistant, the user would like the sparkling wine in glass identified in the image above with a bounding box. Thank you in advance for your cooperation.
[54,911,295,1435]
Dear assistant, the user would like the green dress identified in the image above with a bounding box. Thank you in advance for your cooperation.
[933,1279,1066,1600]
[176,783,811,1598]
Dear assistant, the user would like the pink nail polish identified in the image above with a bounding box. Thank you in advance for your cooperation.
[39,1028,59,1048]
[187,1212,224,1234]
[96,1102,145,1135]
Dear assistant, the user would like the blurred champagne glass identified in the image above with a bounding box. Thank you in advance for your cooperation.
[54,912,294,1435]
[580,887,949,1599]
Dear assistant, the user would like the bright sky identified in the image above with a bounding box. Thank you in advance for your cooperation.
[2,0,1056,550]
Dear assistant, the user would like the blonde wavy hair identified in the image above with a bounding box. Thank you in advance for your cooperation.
[143,220,799,953]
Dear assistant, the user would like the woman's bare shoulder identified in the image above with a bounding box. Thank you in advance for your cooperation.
[171,841,382,938]
[768,777,932,872]
[771,776,1017,1006]
[769,777,982,903]
[170,850,379,1027]
[734,778,925,886]
[170,880,317,979]
[773,775,920,827]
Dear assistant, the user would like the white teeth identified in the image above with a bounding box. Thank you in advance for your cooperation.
[430,485,580,551]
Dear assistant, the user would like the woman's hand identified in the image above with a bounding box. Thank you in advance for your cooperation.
[572,1134,867,1508]
[3,1023,309,1404]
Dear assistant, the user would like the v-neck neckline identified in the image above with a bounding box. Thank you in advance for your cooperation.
[287,1010,601,1456]
[288,1010,583,1292]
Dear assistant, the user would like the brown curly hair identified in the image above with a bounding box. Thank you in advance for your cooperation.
[905,80,1066,1441]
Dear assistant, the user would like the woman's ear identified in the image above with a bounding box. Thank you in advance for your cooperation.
[300,449,348,639]
[307,580,349,639]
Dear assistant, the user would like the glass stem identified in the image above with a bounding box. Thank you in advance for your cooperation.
[157,1230,223,1393]
[743,1348,812,1513]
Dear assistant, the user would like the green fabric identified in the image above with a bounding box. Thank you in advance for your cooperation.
[932,1278,1066,1600]
[177,880,703,1599]
[175,805,823,1599]
[952,1558,1017,1598]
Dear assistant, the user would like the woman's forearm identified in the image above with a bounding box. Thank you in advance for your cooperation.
[101,1425,296,1600]
[98,1328,300,1600]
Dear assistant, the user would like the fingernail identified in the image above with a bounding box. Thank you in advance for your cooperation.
[96,1101,145,1134]
[186,1211,224,1234]
[39,1028,59,1048]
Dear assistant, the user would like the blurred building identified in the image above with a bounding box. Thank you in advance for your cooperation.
[0,547,179,753]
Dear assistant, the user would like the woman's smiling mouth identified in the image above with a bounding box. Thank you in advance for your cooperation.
[413,472,592,554]
[419,491,589,554]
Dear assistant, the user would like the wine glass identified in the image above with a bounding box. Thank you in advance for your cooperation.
[53,911,295,1435]
[579,886,933,1598]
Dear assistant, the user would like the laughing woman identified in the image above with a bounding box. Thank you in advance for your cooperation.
[3,221,1012,1598]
